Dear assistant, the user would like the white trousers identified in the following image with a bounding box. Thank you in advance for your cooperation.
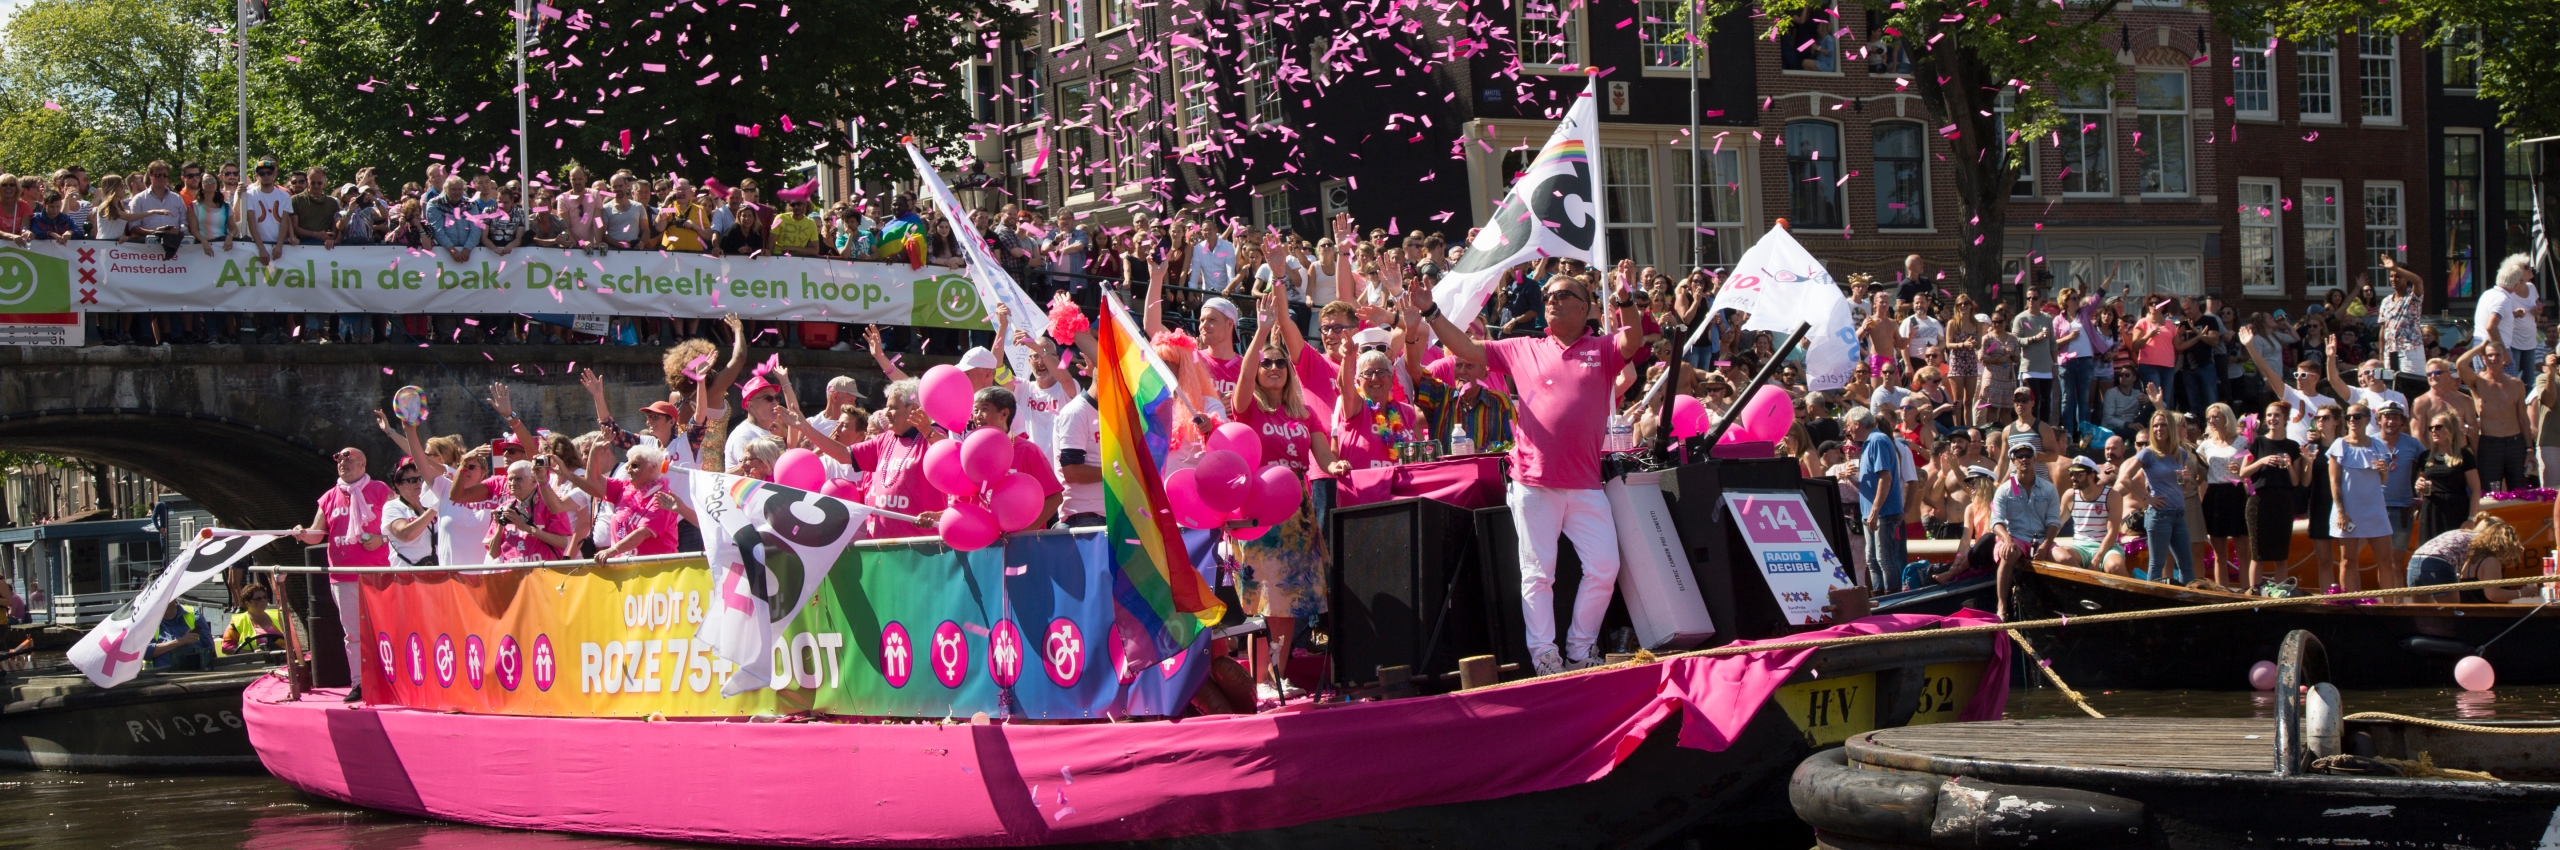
[329,581,365,688]
[1507,483,1622,659]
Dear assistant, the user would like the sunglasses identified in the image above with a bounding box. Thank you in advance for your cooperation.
[1259,358,1290,368]
[2428,424,2449,431]
[1319,324,1355,334]
[2426,370,2448,378]
[256,167,276,174]
[1543,289,1586,302]
[1358,343,1390,353]
[396,476,423,484]
[181,172,202,180]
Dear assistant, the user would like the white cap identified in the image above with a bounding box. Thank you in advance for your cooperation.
[1200,297,1240,324]
[958,347,1001,370]
[1352,327,1393,348]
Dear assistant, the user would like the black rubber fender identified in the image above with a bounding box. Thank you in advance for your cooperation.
[1790,748,1943,846]
[1929,775,2145,849]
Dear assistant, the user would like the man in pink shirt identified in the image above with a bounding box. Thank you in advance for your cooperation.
[1409,273,1645,675]
[291,446,392,702]
[842,378,949,538]
[970,385,1065,529]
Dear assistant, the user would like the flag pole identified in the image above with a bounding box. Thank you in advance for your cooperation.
[515,0,532,211]
[235,0,248,171]
[1690,322,1810,455]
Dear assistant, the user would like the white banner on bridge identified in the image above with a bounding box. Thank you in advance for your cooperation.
[2,240,994,329]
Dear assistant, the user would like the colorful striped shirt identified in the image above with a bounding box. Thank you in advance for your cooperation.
[1410,371,1515,454]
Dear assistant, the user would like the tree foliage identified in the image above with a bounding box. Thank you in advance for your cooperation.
[0,0,235,173]
[246,0,1026,186]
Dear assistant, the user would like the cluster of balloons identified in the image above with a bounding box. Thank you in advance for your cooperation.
[1667,384,1793,459]
[1164,422,1303,542]
[920,428,1046,551]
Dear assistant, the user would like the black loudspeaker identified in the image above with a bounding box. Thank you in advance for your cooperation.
[1659,458,1813,644]
[1329,497,1492,691]
[299,544,352,689]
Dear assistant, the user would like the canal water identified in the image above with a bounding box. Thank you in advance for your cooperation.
[7,684,2555,849]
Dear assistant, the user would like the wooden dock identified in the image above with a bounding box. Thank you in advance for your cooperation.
[1856,717,2277,776]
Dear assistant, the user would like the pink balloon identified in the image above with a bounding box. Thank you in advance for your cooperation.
[1205,421,1262,470]
[938,502,1001,552]
[1736,385,1794,443]
[1228,522,1273,542]
[989,471,1044,533]
[920,365,975,433]
[820,478,862,501]
[1671,394,1710,439]
[1247,464,1302,525]
[2456,655,2496,692]
[1193,450,1251,514]
[1166,468,1224,530]
[2247,660,2278,691]
[773,448,826,491]
[923,439,975,498]
[960,427,1013,484]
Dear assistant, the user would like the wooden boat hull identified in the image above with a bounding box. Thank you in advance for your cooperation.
[2,665,274,771]
[1794,719,2560,850]
[247,625,2000,848]
[2012,563,2560,690]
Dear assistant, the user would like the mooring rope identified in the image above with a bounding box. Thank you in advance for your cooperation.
[2005,629,2103,718]
[2342,712,2560,735]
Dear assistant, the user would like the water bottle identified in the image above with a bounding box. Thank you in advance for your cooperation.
[1605,415,1635,453]
[1448,423,1474,457]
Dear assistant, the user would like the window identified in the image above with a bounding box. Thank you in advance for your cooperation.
[1174,50,1209,144]
[2359,30,2398,123]
[1517,0,1580,68]
[1018,53,1045,121]
[2104,258,2149,299]
[1785,121,1843,228]
[2302,181,2344,292]
[2364,182,2405,283]
[1242,26,1284,126]
[1097,0,1131,32]
[1873,122,1926,229]
[1996,91,2034,197]
[2445,133,2482,296]
[2047,257,2097,293]
[2058,85,2111,196]
[1052,0,1083,45]
[1639,0,1694,70]
[1671,147,1745,269]
[1058,82,1093,191]
[2152,257,2200,297]
[2233,34,2273,118]
[2239,178,2282,294]
[2443,26,2480,91]
[2300,37,2336,121]
[1603,146,1657,268]
[1104,71,1140,189]
[2508,144,2543,259]
[1252,182,1290,233]
[1776,4,1836,73]
[2135,71,2189,195]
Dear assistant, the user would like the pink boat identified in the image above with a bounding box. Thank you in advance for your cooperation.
[246,609,2007,848]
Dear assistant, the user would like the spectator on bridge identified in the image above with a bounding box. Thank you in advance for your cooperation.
[290,446,392,702]
[289,165,341,252]
[0,174,35,246]
[424,176,480,264]
[121,161,188,260]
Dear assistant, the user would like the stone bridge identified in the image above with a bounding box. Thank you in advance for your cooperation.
[0,344,903,531]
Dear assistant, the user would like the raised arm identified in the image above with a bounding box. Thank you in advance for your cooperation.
[1407,282,1486,368]
[2323,337,2357,402]
[488,382,540,450]
[374,409,419,460]
[1229,295,1280,416]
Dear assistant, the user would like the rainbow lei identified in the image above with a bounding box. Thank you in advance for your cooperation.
[1369,400,1407,461]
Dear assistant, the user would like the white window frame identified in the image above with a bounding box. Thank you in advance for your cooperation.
[1052,0,1084,48]
[1242,26,1285,126]
[2238,178,2283,295]
[2135,70,2191,197]
[1517,0,1582,70]
[2302,180,2345,293]
[2299,37,2337,123]
[1103,71,1140,190]
[2151,257,2201,298]
[2104,257,2151,300]
[2364,181,2405,283]
[1602,145,1657,269]
[1671,146,1745,270]
[2358,30,2398,125]
[2233,33,2274,120]
[1873,120,1929,230]
[2047,257,2097,293]
[1173,49,1210,147]
[1996,91,2036,197]
[1638,0,1698,74]
[1096,0,1132,35]
[2058,86,2112,197]
[1252,181,1290,233]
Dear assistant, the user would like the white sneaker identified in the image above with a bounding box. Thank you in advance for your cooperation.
[1532,646,1567,676]
[1278,680,1308,700]
[1255,682,1282,703]
[1565,653,1603,671]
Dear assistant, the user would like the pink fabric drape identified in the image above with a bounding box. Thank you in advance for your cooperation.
[1336,455,1507,509]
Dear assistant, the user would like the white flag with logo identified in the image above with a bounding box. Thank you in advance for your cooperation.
[1695,227,1859,391]
[690,471,874,696]
[1433,79,1606,323]
[906,141,1046,379]
[66,531,281,688]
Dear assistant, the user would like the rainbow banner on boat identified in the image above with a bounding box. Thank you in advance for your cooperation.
[1097,290,1224,658]
[353,530,1218,719]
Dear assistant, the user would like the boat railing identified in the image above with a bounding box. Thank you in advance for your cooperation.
[237,525,1113,576]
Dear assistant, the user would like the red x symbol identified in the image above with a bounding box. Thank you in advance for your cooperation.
[78,289,96,304]
[78,268,96,285]
[75,248,95,263]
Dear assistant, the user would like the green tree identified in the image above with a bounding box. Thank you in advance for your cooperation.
[1756,0,2143,303]
[0,0,234,172]
[2251,0,2557,138]
[244,0,1026,185]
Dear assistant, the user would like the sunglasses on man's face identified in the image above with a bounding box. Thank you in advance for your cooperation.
[256,167,275,174]
[1319,324,1354,334]
[181,172,201,180]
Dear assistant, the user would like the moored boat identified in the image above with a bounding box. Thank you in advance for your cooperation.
[1791,630,2560,850]
[3,651,281,771]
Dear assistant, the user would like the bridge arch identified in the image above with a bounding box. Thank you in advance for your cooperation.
[0,408,333,529]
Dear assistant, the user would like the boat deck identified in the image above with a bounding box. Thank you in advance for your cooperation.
[1859,717,2276,774]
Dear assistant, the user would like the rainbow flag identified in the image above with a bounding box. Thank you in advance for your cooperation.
[1096,290,1223,656]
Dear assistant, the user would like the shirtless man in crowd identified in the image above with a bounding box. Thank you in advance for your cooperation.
[2409,356,2480,442]
[2461,340,2532,492]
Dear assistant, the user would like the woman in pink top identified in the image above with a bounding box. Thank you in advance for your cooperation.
[1334,348,1424,470]
[571,445,697,561]
[1227,295,1348,704]
[2126,296,2181,402]
[805,377,949,539]
[485,460,578,563]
